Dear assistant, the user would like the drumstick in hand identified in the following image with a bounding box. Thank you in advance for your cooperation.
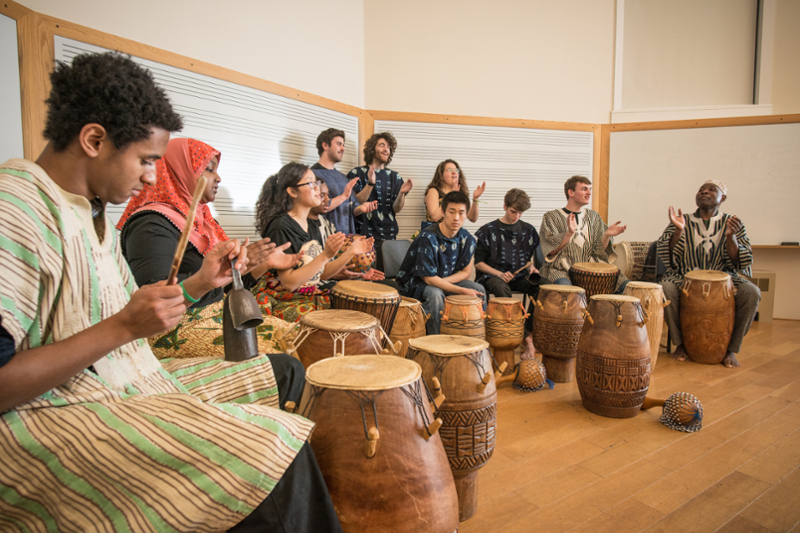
[513,261,532,275]
[167,174,208,285]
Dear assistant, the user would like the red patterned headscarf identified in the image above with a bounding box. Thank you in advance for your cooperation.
[117,138,228,255]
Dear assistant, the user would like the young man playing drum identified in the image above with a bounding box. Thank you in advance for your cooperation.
[657,180,760,368]
[475,188,540,358]
[396,191,486,334]
[0,52,342,532]
[539,175,629,293]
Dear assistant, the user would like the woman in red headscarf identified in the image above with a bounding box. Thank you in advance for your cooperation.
[118,138,298,360]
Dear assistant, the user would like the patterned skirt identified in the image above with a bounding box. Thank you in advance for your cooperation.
[250,272,331,324]
[148,299,294,359]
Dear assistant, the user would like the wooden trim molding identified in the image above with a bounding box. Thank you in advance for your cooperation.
[0,1,31,19]
[16,11,53,160]
[368,110,597,133]
[607,113,800,133]
[595,125,611,221]
[358,113,374,167]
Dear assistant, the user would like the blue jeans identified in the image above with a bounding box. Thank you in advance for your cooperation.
[421,280,487,335]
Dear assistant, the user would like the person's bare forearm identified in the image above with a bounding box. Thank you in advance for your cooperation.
[548,231,573,258]
[476,261,503,278]
[355,185,373,204]
[0,314,138,412]
[393,192,406,213]
[443,264,471,284]
[277,255,329,291]
[726,234,740,267]
[423,275,465,294]
[468,203,479,223]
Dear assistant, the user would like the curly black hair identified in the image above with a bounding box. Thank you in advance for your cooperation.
[362,132,397,166]
[315,128,345,156]
[43,52,183,152]
[254,162,310,237]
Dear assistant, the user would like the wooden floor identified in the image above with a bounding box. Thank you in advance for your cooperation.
[462,319,800,533]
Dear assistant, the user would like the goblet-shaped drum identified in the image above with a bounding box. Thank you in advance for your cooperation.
[407,335,495,521]
[485,297,527,376]
[576,295,652,418]
[680,270,735,364]
[330,280,402,337]
[389,297,428,358]
[440,295,485,339]
[299,355,460,533]
[624,281,670,370]
[532,284,587,382]
[569,261,619,298]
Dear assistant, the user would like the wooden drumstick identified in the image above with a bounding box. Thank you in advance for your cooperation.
[166,174,208,285]
[641,397,665,410]
[513,261,532,275]
[364,427,379,458]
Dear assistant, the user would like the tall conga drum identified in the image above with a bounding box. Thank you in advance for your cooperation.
[569,262,619,297]
[330,280,402,336]
[407,335,495,521]
[440,295,485,339]
[299,355,459,533]
[289,310,394,368]
[576,295,651,418]
[389,297,428,358]
[485,297,527,375]
[624,281,669,370]
[532,285,587,382]
[680,270,736,364]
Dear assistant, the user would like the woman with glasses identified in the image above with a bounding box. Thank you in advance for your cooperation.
[417,160,486,237]
[251,162,372,322]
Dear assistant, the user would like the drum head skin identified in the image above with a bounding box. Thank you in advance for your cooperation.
[301,309,379,331]
[444,294,483,306]
[489,297,519,306]
[332,280,400,298]
[590,294,640,304]
[399,296,422,308]
[408,335,489,356]
[684,270,731,282]
[540,284,585,293]
[625,281,661,290]
[306,354,421,390]
[571,262,619,274]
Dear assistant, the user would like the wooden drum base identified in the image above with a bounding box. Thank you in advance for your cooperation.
[453,470,479,522]
[492,348,516,376]
[541,355,575,383]
[580,397,642,419]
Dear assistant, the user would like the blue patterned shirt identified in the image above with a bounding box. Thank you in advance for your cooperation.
[347,166,404,240]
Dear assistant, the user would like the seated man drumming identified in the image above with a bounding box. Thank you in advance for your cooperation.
[0,52,341,532]
[657,180,760,368]
[474,188,540,358]
[396,191,486,335]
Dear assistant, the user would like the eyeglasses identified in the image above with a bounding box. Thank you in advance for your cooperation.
[296,180,323,190]
[445,168,460,175]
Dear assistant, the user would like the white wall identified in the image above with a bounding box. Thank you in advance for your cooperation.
[772,0,800,115]
[364,0,617,124]
[0,14,24,164]
[16,0,366,109]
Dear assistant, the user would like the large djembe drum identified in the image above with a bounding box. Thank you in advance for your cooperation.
[407,335,495,521]
[299,355,459,533]
[576,295,652,418]
[440,295,485,339]
[680,270,736,364]
[389,297,428,358]
[330,280,402,337]
[624,281,670,370]
[569,262,619,298]
[287,310,395,367]
[532,284,587,382]
[485,297,527,376]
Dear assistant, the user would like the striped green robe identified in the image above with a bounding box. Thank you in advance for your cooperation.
[657,210,753,286]
[539,207,628,292]
[0,159,313,532]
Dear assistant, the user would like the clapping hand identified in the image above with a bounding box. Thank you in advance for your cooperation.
[668,206,685,231]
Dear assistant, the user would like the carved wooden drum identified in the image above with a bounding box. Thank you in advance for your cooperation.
[330,280,401,337]
[680,270,735,364]
[485,297,527,375]
[299,355,459,533]
[288,310,394,368]
[389,297,428,359]
[532,284,587,383]
[576,294,651,418]
[440,295,485,339]
[407,335,495,521]
[569,261,619,298]
[624,281,670,370]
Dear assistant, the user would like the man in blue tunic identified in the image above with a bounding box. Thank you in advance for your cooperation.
[396,191,486,335]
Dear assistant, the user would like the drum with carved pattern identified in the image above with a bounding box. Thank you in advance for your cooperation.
[680,270,736,364]
[299,355,459,533]
[389,297,428,358]
[624,281,669,370]
[440,295,485,339]
[569,261,619,298]
[533,284,587,382]
[576,295,651,418]
[485,297,527,376]
[407,335,495,521]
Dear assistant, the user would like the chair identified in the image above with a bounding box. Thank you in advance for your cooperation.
[381,239,411,279]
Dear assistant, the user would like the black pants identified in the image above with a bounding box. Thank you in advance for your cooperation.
[265,353,305,410]
[483,275,540,333]
[228,441,343,533]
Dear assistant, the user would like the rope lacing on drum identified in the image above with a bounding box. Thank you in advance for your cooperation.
[465,349,488,380]
[361,328,382,354]
[299,384,327,418]
[329,331,352,357]
[400,380,436,436]
[293,326,317,353]
[344,390,385,440]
